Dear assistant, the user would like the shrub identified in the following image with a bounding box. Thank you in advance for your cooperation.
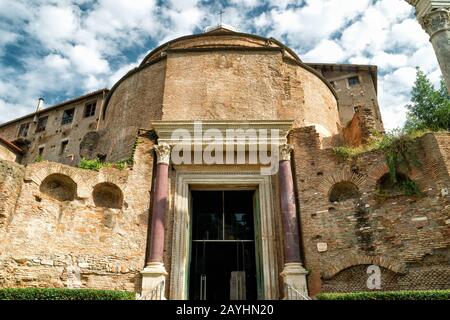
[78,158,130,171]
[316,290,450,300]
[0,288,135,300]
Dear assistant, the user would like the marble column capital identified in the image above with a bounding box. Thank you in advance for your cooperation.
[154,143,172,165]
[279,143,293,162]
[420,8,450,38]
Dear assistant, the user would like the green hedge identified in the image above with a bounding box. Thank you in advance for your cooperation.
[0,288,136,300]
[316,290,450,300]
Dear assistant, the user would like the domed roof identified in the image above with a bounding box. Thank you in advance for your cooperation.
[139,26,303,66]
[102,27,338,117]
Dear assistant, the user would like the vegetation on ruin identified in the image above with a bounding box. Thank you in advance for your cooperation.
[0,288,135,300]
[333,130,424,196]
[78,158,131,171]
[316,289,450,300]
[34,155,43,163]
[333,70,450,197]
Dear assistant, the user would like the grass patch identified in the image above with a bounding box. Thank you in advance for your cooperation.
[316,289,450,300]
[0,288,135,300]
[78,158,130,171]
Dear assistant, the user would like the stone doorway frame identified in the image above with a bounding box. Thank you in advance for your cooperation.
[169,171,279,300]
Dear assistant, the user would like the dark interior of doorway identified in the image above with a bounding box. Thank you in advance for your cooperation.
[189,190,257,300]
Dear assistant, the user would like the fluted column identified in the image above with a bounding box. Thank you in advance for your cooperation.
[406,0,450,92]
[278,144,309,300]
[141,143,171,300]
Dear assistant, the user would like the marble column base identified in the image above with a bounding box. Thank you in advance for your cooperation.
[280,262,309,300]
[140,262,168,300]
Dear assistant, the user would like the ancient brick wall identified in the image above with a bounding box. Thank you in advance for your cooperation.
[99,61,166,163]
[0,161,24,228]
[342,107,379,146]
[162,51,339,136]
[0,144,19,162]
[0,135,154,292]
[290,129,450,295]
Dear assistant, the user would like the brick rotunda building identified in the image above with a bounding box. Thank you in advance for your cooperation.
[0,26,449,300]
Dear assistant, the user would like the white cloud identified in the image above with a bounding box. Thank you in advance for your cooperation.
[269,0,371,48]
[408,46,439,73]
[378,66,418,129]
[371,51,408,69]
[303,39,345,63]
[28,5,80,49]
[68,45,110,74]
[387,18,429,49]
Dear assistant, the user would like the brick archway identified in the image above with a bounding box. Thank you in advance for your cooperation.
[321,253,406,280]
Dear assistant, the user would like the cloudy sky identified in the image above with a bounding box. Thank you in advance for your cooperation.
[0,0,442,129]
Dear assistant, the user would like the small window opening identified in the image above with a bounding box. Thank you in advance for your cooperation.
[60,140,69,155]
[84,102,97,118]
[62,108,75,125]
[348,76,360,87]
[35,116,48,133]
[18,122,30,137]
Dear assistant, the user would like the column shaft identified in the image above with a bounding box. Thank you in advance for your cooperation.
[279,159,301,263]
[148,162,169,263]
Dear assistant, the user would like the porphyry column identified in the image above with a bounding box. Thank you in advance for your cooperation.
[406,0,450,92]
[278,144,309,300]
[141,143,171,300]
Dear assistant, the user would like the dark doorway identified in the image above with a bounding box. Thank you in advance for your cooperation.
[189,190,258,300]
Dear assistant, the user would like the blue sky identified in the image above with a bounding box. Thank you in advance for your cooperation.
[0,0,442,129]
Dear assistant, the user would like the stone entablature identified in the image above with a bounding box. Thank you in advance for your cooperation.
[151,120,293,149]
[407,0,449,17]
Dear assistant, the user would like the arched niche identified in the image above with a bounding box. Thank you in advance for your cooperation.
[377,172,419,195]
[40,173,77,201]
[328,181,360,202]
[93,182,123,209]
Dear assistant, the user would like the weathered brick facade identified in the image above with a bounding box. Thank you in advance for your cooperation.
[290,128,450,295]
[0,135,154,291]
[0,27,448,298]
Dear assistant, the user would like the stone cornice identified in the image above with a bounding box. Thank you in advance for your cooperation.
[150,120,294,150]
[406,0,450,18]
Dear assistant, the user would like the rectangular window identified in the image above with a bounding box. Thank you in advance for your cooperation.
[62,108,75,125]
[348,76,360,86]
[18,122,30,137]
[38,146,44,156]
[84,102,97,118]
[60,140,69,155]
[35,116,48,133]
